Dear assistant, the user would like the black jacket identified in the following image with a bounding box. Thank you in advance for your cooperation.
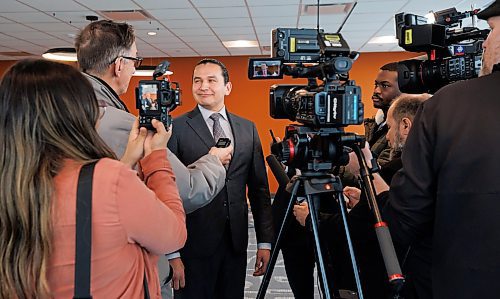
[384,71,500,298]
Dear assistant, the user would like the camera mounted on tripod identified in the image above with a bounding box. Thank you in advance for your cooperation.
[248,28,364,171]
[395,7,490,93]
[135,60,181,131]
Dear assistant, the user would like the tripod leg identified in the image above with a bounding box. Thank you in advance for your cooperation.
[336,191,364,299]
[256,179,301,299]
[307,193,337,299]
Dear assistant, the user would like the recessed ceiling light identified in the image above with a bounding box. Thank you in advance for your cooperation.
[223,40,259,48]
[147,31,157,36]
[367,35,398,44]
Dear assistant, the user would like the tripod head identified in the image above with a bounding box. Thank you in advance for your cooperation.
[270,125,365,173]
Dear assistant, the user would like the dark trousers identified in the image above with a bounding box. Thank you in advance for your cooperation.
[174,224,247,299]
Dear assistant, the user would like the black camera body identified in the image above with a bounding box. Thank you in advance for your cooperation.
[270,80,362,128]
[249,28,363,170]
[135,61,180,130]
[395,8,489,93]
[264,29,363,129]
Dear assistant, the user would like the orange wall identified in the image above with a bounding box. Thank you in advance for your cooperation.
[0,52,419,192]
[121,52,420,191]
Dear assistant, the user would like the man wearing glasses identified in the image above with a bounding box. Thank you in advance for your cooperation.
[75,20,232,294]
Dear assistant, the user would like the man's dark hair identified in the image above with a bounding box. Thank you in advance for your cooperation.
[391,94,430,124]
[195,58,230,84]
[75,20,135,75]
[380,62,398,72]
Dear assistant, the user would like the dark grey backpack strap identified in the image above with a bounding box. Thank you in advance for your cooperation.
[73,161,97,299]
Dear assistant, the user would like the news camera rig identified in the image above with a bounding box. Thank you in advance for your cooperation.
[249,28,404,299]
[395,7,490,93]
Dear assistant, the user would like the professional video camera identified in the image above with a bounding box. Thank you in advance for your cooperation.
[395,7,490,93]
[252,27,405,299]
[135,60,180,130]
[248,28,364,171]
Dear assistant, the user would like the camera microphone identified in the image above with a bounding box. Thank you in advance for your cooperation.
[266,154,289,187]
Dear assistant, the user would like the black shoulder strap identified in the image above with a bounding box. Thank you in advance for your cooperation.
[72,161,151,299]
[74,161,97,299]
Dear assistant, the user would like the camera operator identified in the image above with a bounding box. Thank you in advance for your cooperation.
[348,2,500,298]
[74,20,233,295]
[75,21,232,206]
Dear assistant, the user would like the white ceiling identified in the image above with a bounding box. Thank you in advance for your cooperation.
[0,0,492,60]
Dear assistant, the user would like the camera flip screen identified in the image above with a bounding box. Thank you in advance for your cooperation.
[139,83,159,113]
[248,58,283,80]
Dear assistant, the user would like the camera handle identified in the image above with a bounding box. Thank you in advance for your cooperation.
[256,173,363,299]
[351,144,405,295]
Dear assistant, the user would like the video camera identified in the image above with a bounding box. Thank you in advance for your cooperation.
[395,8,490,93]
[136,60,181,131]
[248,28,364,171]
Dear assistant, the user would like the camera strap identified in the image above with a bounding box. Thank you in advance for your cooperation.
[73,161,150,299]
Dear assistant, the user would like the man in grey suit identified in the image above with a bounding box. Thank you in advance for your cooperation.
[74,21,233,291]
[167,58,274,298]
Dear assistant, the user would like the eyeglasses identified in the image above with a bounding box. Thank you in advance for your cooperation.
[112,56,143,68]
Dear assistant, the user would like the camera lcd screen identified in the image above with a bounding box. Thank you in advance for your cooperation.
[248,58,283,80]
[139,83,159,113]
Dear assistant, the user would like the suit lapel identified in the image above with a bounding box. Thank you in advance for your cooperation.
[226,112,241,173]
[186,107,215,149]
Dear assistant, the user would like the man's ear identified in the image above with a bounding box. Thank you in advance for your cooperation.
[401,117,412,134]
[113,58,123,77]
[225,81,232,96]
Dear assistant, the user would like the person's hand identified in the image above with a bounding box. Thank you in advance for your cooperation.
[144,119,172,157]
[293,202,309,226]
[346,151,360,176]
[253,249,270,276]
[343,186,361,208]
[169,257,185,290]
[361,141,374,169]
[208,144,233,165]
[121,118,148,168]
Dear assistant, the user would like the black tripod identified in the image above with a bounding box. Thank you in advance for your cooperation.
[256,171,363,299]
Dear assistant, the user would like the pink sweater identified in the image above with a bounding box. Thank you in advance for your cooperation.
[47,149,186,298]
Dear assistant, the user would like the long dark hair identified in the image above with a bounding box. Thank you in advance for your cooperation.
[0,59,116,298]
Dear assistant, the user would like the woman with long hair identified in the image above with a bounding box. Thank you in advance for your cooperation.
[0,59,186,298]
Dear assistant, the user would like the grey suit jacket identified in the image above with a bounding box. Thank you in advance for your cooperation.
[84,72,226,213]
